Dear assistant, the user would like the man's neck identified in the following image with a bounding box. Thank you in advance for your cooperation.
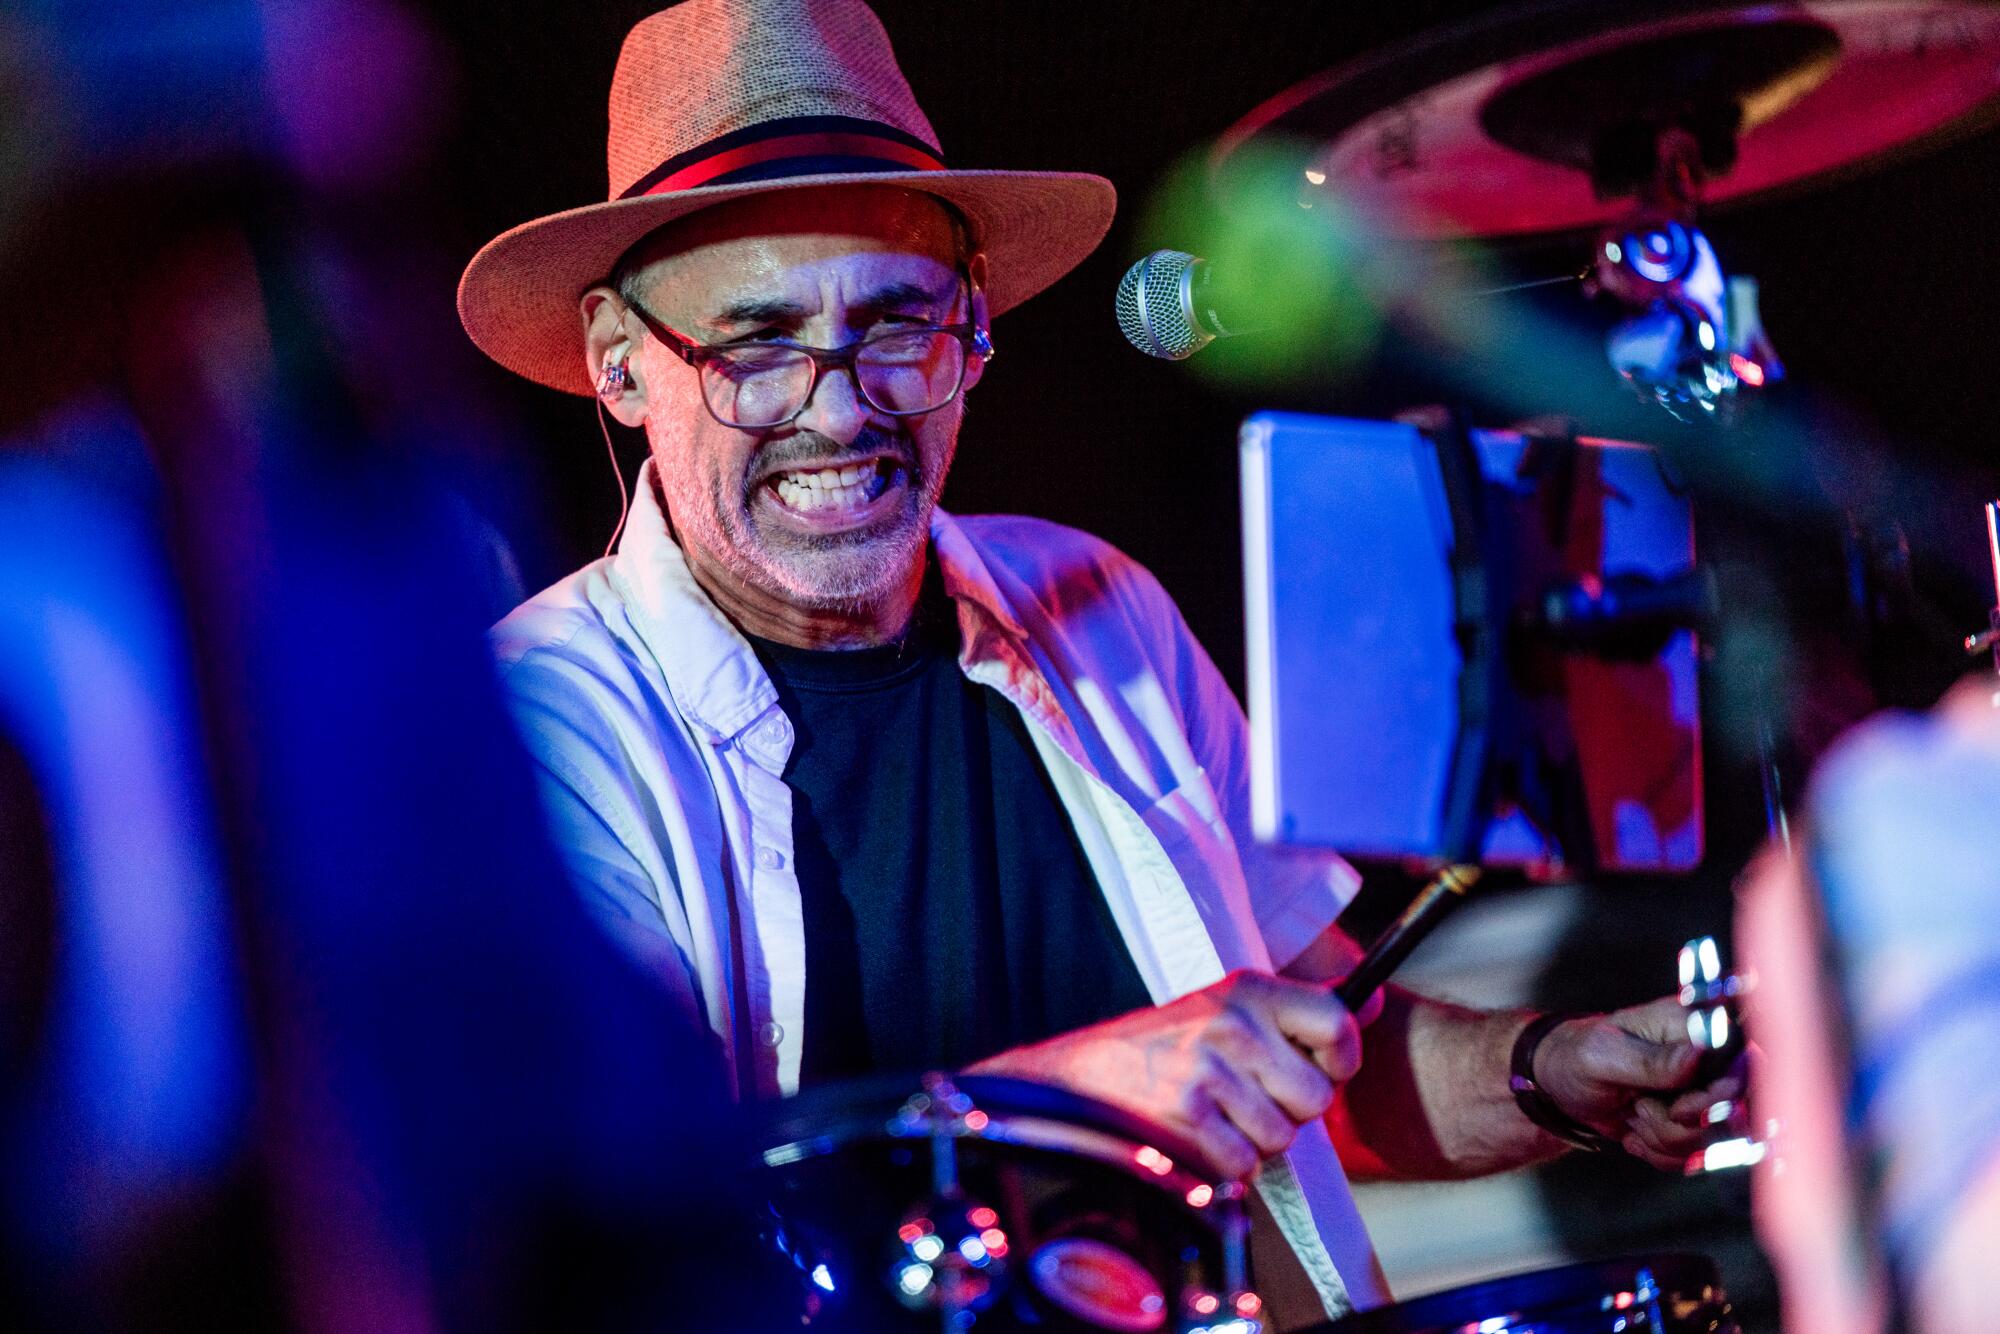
[681,544,926,651]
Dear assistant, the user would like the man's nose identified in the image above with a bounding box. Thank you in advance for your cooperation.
[791,360,871,444]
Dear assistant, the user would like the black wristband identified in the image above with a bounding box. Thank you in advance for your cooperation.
[1508,1012,1617,1153]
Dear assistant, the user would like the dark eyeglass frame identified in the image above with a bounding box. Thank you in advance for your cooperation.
[621,274,995,430]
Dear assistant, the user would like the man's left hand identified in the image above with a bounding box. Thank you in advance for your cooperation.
[1531,995,1743,1170]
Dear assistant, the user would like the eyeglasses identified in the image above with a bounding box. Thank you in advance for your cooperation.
[622,279,994,430]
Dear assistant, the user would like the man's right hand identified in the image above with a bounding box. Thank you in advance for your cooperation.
[966,970,1361,1179]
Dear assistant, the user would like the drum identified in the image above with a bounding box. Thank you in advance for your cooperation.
[1315,1254,1738,1334]
[753,1072,1262,1333]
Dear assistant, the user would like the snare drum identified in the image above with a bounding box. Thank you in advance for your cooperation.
[1317,1254,1738,1334]
[754,1072,1263,1333]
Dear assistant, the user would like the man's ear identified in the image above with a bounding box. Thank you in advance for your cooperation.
[961,251,992,394]
[580,286,648,427]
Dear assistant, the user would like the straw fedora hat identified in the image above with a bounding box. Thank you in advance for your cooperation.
[457,0,1117,397]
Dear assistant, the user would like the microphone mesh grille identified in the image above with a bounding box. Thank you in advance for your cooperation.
[1115,250,1207,360]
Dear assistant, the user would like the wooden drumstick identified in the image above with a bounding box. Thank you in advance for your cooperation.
[1332,865,1481,1012]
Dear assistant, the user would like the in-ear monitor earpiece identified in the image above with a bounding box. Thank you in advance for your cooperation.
[597,359,629,401]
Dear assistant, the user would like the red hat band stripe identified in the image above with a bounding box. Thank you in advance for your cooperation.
[640,132,945,195]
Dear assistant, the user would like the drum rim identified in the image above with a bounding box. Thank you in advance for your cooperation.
[754,1071,1233,1191]
[1323,1251,1726,1333]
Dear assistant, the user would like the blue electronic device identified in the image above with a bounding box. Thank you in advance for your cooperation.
[1239,412,1703,874]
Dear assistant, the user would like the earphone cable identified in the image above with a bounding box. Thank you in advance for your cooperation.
[597,396,631,559]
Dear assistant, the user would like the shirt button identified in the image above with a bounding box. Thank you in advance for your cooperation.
[760,1022,785,1048]
[756,847,785,870]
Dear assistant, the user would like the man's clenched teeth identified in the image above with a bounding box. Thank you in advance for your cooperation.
[769,460,895,513]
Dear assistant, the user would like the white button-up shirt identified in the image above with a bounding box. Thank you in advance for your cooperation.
[490,462,1389,1316]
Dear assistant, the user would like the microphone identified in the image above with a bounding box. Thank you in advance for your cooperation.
[1115,250,1263,360]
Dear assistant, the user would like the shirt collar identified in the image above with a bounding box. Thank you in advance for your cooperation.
[929,508,1028,651]
[609,459,1028,743]
[611,459,778,745]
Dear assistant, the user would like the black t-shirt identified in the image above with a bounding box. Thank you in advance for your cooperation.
[748,577,1154,1085]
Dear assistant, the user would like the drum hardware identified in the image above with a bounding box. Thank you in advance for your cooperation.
[1530,567,1721,658]
[1209,1,2000,422]
[1676,934,1769,1175]
[1678,935,1747,1087]
[1500,46,1789,418]
[1576,126,1781,421]
[755,1073,1262,1332]
[888,1076,1008,1323]
[1314,1252,1739,1334]
[1588,213,1780,422]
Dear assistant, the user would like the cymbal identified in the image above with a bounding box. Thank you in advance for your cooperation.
[1215,0,2000,238]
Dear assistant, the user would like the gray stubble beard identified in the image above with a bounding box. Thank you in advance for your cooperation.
[673,435,955,617]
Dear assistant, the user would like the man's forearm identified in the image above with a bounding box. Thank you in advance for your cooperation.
[1331,986,1567,1181]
